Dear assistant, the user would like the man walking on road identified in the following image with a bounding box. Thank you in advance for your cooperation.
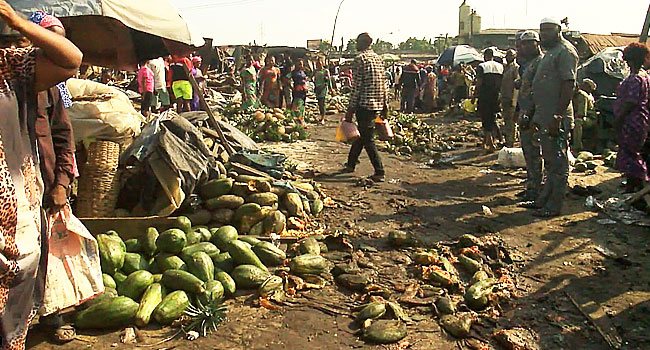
[501,49,519,147]
[516,30,544,203]
[525,18,579,217]
[343,32,387,182]
[474,49,504,151]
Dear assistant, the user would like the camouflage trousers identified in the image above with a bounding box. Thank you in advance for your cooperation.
[519,119,542,199]
[501,99,517,147]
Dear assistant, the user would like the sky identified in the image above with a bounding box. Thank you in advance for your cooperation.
[170,0,650,47]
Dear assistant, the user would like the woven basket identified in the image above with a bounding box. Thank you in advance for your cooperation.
[75,141,121,217]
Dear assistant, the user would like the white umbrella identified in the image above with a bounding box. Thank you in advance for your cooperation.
[10,0,204,70]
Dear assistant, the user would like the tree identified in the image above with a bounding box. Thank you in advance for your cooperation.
[372,40,393,53]
[319,40,333,53]
[398,37,435,53]
[345,39,357,53]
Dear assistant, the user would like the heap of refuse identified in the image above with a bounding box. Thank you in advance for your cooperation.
[377,112,479,157]
[331,231,520,345]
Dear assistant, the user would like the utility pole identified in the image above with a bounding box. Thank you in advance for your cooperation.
[641,4,650,43]
[328,0,345,59]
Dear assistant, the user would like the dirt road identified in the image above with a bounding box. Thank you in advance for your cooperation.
[28,112,650,350]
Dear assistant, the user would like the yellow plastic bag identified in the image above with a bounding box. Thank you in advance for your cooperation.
[336,121,360,142]
[336,123,347,142]
[462,99,477,113]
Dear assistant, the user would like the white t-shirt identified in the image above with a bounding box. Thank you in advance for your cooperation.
[478,60,504,75]
[147,57,166,90]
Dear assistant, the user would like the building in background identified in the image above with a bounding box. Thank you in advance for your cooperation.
[458,0,481,44]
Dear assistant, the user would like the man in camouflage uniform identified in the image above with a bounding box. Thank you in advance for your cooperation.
[516,30,544,202]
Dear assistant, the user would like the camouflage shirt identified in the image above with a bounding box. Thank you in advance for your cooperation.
[518,54,543,115]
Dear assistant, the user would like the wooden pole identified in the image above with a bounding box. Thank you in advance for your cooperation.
[641,4,650,43]
[328,0,345,59]
[183,65,235,156]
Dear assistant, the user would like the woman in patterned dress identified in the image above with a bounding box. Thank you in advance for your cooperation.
[258,55,281,108]
[614,43,650,193]
[0,2,82,349]
[314,58,332,124]
[291,58,308,125]
[240,54,258,111]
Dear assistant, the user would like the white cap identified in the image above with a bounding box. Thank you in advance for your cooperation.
[520,30,540,42]
[541,17,561,26]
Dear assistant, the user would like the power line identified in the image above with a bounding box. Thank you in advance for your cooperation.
[178,0,264,11]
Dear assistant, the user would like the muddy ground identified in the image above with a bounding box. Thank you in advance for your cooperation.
[28,110,650,350]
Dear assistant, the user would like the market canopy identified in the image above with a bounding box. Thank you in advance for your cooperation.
[9,0,204,70]
[437,45,483,66]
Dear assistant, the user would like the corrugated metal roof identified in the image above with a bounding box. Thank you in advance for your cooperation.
[479,28,532,35]
[579,33,640,55]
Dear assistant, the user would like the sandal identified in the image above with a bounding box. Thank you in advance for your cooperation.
[339,166,355,174]
[53,325,76,343]
[369,174,385,183]
[532,209,560,218]
[519,201,542,209]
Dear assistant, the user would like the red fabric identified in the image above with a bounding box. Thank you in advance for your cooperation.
[40,15,64,31]
[172,56,192,70]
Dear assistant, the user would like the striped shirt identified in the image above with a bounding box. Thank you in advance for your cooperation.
[349,49,387,111]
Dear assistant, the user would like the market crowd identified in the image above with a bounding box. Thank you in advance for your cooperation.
[135,48,341,126]
[385,18,648,218]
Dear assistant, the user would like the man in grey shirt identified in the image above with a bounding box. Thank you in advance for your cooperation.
[527,17,578,217]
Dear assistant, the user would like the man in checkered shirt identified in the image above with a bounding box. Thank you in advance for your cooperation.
[343,32,388,182]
